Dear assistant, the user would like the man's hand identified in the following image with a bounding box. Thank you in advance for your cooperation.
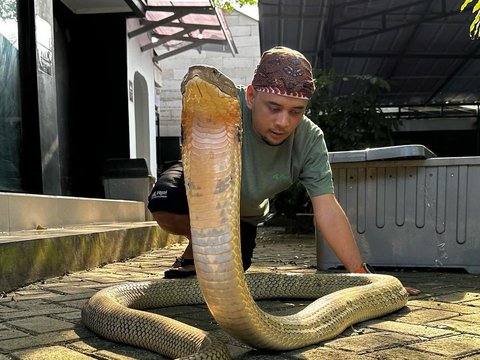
[354,263,421,297]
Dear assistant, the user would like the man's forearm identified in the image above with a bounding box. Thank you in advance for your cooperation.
[311,194,363,272]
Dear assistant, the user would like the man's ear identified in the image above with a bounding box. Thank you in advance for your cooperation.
[246,85,255,109]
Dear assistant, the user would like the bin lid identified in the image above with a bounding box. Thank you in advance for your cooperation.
[103,158,150,178]
[329,144,437,163]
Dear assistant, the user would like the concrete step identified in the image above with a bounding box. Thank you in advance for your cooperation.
[0,192,149,233]
[0,221,184,293]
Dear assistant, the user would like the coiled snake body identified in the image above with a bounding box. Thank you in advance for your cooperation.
[82,65,408,359]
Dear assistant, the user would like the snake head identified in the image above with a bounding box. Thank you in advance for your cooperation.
[181,64,238,98]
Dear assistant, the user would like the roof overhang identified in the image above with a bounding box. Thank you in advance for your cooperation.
[60,0,139,14]
[129,1,237,62]
[60,0,237,61]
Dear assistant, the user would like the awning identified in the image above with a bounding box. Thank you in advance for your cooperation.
[128,0,237,62]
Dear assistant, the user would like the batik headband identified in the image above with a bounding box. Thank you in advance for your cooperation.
[251,46,315,99]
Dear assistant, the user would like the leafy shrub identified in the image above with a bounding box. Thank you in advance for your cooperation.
[306,70,401,151]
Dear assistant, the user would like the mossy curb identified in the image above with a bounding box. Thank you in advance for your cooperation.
[0,223,182,292]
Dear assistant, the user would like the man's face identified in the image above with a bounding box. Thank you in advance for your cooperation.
[246,85,308,146]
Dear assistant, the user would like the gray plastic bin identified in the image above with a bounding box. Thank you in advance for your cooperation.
[317,145,480,274]
[103,158,155,220]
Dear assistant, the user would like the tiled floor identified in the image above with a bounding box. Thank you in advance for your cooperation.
[0,228,479,359]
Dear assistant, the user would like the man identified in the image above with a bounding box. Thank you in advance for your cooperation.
[148,47,418,295]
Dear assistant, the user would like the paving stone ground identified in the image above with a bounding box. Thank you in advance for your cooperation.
[0,227,479,359]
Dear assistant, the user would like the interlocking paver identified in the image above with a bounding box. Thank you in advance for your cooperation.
[408,334,480,357]
[366,347,446,359]
[0,303,77,321]
[427,319,480,335]
[456,313,480,323]
[9,316,75,334]
[0,324,28,341]
[324,331,419,353]
[466,299,480,307]
[408,299,478,314]
[235,353,291,359]
[288,346,372,359]
[37,284,99,296]
[46,292,97,303]
[365,319,454,338]
[67,337,132,356]
[0,328,92,352]
[394,308,460,324]
[12,345,94,359]
[95,347,167,360]
[462,354,480,360]
[433,292,480,304]
[59,299,90,310]
[52,310,82,322]
[3,289,58,301]
[0,227,479,359]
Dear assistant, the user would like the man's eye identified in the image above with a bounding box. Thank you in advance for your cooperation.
[269,106,281,112]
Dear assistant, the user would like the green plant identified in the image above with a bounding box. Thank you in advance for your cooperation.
[306,69,401,151]
[211,0,257,12]
[460,0,480,39]
[0,0,16,21]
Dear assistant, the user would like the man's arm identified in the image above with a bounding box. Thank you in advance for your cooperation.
[311,193,363,272]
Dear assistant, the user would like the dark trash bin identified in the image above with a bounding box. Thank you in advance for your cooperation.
[103,158,155,220]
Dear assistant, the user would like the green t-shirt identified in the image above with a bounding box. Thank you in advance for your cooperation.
[238,87,334,225]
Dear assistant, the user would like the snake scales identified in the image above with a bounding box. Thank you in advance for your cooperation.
[82,65,408,359]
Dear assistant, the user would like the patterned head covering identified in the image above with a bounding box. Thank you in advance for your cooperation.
[252,46,315,99]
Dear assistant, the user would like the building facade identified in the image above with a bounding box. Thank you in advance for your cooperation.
[0,0,256,199]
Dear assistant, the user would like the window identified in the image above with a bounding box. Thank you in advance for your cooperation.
[0,0,22,191]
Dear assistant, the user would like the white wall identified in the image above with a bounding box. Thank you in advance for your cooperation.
[156,10,261,138]
[126,18,158,178]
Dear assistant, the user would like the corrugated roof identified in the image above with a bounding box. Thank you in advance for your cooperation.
[258,0,480,107]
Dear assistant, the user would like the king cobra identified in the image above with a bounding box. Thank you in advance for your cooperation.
[82,65,408,359]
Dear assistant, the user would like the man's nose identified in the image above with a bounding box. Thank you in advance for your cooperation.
[274,111,289,128]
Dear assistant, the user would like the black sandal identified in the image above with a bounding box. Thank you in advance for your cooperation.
[164,256,196,279]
